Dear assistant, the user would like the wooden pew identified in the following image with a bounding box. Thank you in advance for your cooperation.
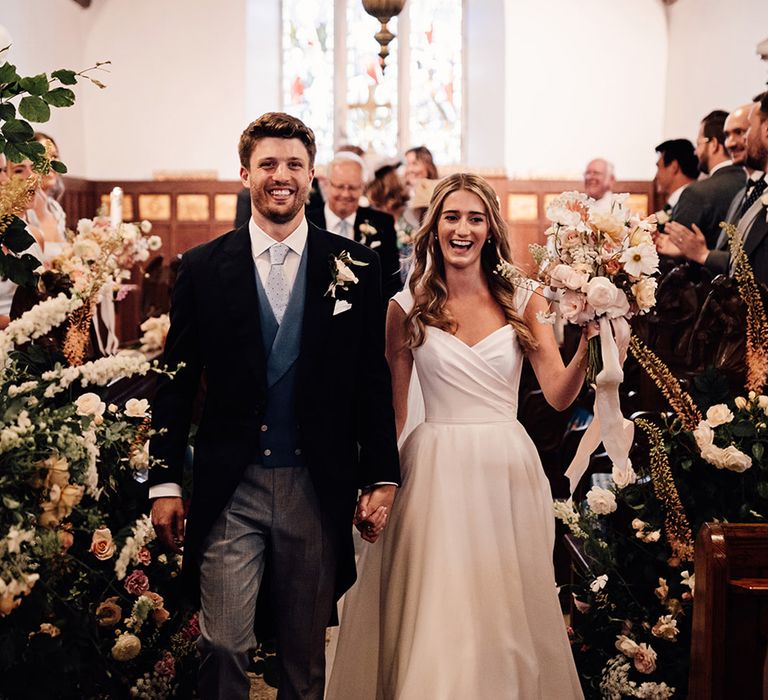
[690,522,768,699]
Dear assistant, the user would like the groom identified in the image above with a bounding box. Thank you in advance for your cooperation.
[149,112,400,700]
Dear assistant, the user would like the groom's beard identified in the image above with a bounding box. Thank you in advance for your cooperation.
[251,180,310,225]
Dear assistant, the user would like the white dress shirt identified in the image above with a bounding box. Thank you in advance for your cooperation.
[666,184,688,209]
[323,204,356,238]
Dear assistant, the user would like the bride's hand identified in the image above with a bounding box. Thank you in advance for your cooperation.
[355,505,388,543]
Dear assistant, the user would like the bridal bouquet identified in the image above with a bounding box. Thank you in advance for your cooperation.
[530,191,660,381]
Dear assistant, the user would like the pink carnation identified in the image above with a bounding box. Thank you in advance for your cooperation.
[123,569,149,596]
[137,547,151,565]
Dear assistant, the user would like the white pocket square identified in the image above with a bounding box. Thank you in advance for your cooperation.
[370,240,382,249]
[333,299,352,316]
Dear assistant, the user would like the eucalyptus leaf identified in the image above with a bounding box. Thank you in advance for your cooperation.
[51,68,77,85]
[19,74,49,96]
[1,118,34,143]
[43,87,76,108]
[18,95,51,123]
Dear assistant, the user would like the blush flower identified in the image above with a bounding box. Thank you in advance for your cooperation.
[89,526,115,560]
[124,569,149,596]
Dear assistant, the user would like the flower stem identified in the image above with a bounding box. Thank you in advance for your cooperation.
[586,335,602,384]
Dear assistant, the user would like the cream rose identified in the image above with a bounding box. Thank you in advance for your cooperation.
[612,463,637,489]
[734,396,748,410]
[630,227,654,247]
[73,238,101,262]
[585,277,630,318]
[75,393,106,417]
[586,486,617,515]
[59,484,84,510]
[632,277,657,311]
[758,395,768,411]
[719,445,752,473]
[692,421,714,451]
[652,615,679,641]
[147,235,162,251]
[590,210,626,243]
[124,398,149,418]
[140,220,153,234]
[90,527,115,560]
[615,634,639,657]
[705,404,734,427]
[112,633,142,661]
[76,218,94,236]
[633,643,657,674]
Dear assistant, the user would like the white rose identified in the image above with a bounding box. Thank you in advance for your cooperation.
[586,486,617,515]
[548,264,589,291]
[615,634,639,658]
[700,444,725,468]
[124,398,149,418]
[692,421,714,451]
[631,518,646,531]
[585,277,629,318]
[76,218,94,236]
[734,396,748,410]
[612,463,637,489]
[560,289,594,324]
[705,404,734,427]
[758,395,768,411]
[140,220,153,233]
[632,277,657,311]
[75,393,106,417]
[73,238,102,261]
[719,445,752,473]
[147,235,162,251]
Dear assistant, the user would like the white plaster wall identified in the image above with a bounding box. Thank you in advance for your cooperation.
[504,0,668,180]
[80,0,247,180]
[465,0,506,170]
[663,0,768,142]
[1,0,94,176]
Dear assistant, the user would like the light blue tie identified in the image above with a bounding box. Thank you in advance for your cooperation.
[265,243,290,323]
[337,219,350,238]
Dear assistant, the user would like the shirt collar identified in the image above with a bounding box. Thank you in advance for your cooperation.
[667,184,688,208]
[248,215,308,260]
[709,159,733,176]
[749,170,765,183]
[324,203,356,232]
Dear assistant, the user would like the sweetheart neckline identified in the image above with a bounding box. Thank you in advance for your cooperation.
[431,324,512,350]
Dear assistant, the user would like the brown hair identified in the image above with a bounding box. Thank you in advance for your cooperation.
[238,112,317,168]
[366,167,408,215]
[406,146,438,180]
[406,173,537,352]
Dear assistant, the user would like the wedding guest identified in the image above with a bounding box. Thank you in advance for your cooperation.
[366,160,408,221]
[307,153,401,301]
[327,173,587,699]
[654,139,698,221]
[667,110,745,248]
[404,145,438,188]
[583,158,615,207]
[150,112,400,700]
[658,101,764,264]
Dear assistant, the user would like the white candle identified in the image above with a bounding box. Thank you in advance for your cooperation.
[110,186,123,228]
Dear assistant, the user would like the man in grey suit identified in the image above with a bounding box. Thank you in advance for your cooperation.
[661,95,768,284]
[150,112,400,699]
[666,110,746,249]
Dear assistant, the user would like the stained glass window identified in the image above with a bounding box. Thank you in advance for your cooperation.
[408,1,463,164]
[345,1,398,156]
[279,0,462,164]
[281,1,335,163]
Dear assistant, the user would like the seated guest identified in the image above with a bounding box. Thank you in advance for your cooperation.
[663,94,768,284]
[366,160,408,221]
[583,158,615,208]
[654,139,698,226]
[667,110,745,248]
[306,152,401,301]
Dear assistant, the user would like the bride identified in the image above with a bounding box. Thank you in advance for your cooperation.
[327,173,586,699]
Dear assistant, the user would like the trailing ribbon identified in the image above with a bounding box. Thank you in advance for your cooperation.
[565,317,634,494]
[93,283,120,355]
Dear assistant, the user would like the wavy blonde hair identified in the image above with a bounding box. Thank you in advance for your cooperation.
[405,173,537,352]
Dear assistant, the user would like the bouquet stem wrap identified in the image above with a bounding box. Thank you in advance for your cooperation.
[565,317,634,493]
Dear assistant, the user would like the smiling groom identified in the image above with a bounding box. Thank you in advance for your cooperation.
[149,112,400,700]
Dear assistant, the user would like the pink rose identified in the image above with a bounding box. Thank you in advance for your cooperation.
[137,547,151,565]
[123,569,149,596]
[633,643,657,674]
[548,264,589,292]
[560,289,594,324]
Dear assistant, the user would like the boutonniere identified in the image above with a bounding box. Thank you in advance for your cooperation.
[325,250,369,298]
[358,220,378,241]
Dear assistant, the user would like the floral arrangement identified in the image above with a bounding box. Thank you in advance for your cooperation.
[526,192,660,380]
[556,249,768,698]
[48,217,161,302]
[139,314,171,355]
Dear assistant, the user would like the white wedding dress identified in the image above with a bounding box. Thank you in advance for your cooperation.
[326,284,583,700]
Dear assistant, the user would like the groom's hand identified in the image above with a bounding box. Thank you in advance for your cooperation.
[354,485,396,543]
[151,496,186,554]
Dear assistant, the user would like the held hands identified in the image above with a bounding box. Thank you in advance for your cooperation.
[150,496,186,554]
[354,484,397,543]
